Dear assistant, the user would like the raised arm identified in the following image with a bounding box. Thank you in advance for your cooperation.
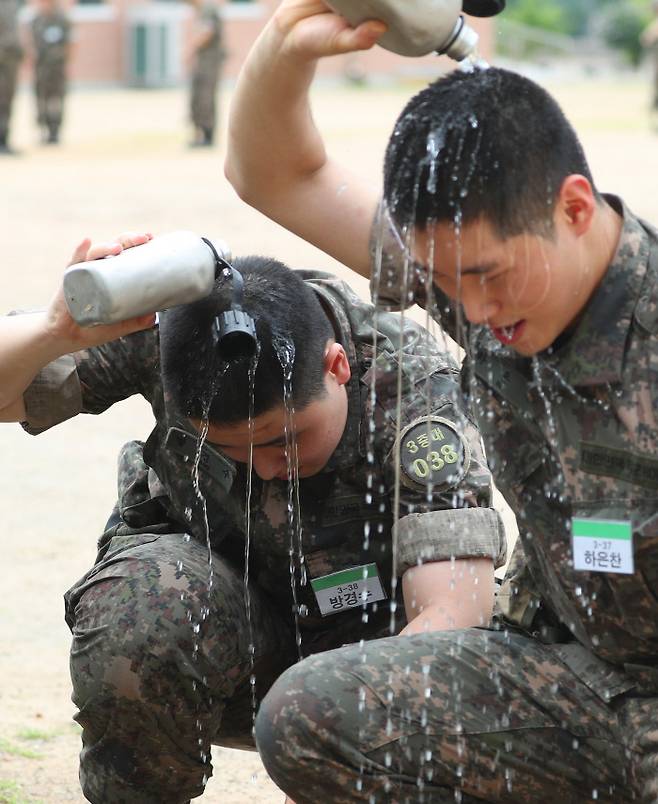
[225,0,383,277]
[0,235,155,422]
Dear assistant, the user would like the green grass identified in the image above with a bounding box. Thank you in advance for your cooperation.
[14,729,57,743]
[0,738,42,761]
[0,778,38,804]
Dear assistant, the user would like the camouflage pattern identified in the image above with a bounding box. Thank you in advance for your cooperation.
[189,2,224,135]
[256,628,649,803]
[0,0,22,143]
[30,8,71,136]
[22,270,502,801]
[352,193,658,800]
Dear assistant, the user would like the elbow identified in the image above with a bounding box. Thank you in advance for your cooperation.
[223,154,246,200]
[223,153,261,210]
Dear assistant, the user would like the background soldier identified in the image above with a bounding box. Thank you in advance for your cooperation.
[186,0,224,147]
[30,0,72,144]
[0,240,504,801]
[0,0,23,154]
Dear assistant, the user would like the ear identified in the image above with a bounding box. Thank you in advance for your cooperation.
[556,175,597,236]
[324,342,351,386]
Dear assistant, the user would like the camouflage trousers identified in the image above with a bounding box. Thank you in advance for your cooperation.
[256,630,658,803]
[190,64,220,133]
[65,520,297,803]
[34,60,66,128]
[64,513,401,804]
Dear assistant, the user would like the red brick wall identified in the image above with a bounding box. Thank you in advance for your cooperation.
[20,0,494,85]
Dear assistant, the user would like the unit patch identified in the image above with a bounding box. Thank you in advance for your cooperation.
[397,416,469,491]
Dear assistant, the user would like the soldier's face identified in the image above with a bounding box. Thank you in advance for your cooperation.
[202,345,351,481]
[414,212,593,355]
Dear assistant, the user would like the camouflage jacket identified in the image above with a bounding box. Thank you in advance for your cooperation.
[31,10,71,67]
[372,195,658,694]
[21,270,505,629]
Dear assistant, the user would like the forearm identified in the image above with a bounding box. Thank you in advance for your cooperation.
[0,312,68,418]
[226,15,326,211]
[0,236,156,422]
[401,557,495,636]
[225,2,382,277]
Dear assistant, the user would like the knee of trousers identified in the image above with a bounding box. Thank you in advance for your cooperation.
[68,544,245,707]
[254,661,312,790]
[254,653,360,790]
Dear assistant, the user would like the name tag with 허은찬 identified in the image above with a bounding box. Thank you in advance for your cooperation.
[572,518,634,575]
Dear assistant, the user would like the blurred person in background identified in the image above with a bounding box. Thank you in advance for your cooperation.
[0,0,23,154]
[30,0,72,144]
[186,0,225,147]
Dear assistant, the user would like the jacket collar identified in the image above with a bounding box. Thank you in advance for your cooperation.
[546,195,651,387]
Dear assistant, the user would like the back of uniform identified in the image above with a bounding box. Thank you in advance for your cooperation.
[31,3,71,144]
[189,0,225,146]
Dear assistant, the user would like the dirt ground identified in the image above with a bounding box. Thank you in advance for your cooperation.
[1,69,657,804]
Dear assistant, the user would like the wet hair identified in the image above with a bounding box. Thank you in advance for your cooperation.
[160,256,334,424]
[383,67,600,239]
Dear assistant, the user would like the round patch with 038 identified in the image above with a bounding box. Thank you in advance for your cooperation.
[397,416,470,492]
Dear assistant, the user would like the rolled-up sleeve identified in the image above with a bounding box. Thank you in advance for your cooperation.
[22,354,83,435]
[395,506,507,576]
[18,325,159,436]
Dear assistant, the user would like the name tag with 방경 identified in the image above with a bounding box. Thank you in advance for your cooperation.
[310,564,386,616]
[572,518,634,575]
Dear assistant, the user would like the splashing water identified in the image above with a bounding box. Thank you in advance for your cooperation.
[243,350,260,735]
[459,52,490,74]
[187,362,230,780]
[274,335,305,658]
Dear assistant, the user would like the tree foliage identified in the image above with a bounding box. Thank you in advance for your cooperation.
[599,1,653,66]
[502,0,653,66]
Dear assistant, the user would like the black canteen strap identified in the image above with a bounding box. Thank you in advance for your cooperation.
[202,237,258,360]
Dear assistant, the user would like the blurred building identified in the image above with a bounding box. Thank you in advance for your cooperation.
[18,0,495,87]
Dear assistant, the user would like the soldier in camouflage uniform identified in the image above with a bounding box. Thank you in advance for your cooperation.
[0,0,23,154]
[186,0,224,147]
[30,0,71,144]
[1,240,504,802]
[223,5,658,801]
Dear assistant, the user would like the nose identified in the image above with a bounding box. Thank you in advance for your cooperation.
[252,450,287,481]
[460,287,500,325]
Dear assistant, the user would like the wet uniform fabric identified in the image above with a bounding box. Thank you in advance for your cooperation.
[189,2,224,141]
[0,0,23,148]
[30,7,71,141]
[252,194,658,802]
[21,271,503,803]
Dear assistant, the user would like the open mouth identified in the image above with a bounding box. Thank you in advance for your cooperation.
[491,320,526,345]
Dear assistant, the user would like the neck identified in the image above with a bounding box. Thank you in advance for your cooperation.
[584,198,624,295]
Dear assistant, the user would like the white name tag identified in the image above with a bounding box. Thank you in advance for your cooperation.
[310,563,386,617]
[572,518,634,575]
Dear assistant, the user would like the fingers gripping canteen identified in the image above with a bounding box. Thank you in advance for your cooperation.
[324,0,506,60]
[62,230,258,358]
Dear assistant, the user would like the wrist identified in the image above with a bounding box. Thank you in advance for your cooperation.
[268,10,322,68]
[37,310,78,361]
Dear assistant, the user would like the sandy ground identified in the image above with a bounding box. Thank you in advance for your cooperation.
[1,69,657,804]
